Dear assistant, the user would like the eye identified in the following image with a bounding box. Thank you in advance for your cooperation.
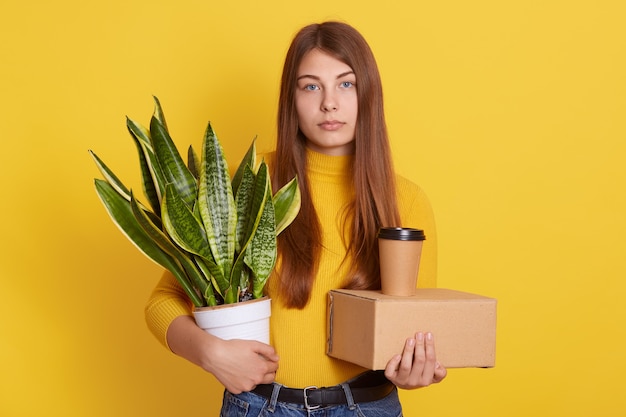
[340,81,354,88]
[304,84,319,91]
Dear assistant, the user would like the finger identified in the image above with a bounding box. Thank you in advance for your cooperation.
[261,370,277,384]
[384,354,402,380]
[421,332,437,379]
[412,332,426,370]
[399,336,417,374]
[433,362,447,383]
[265,359,279,373]
[255,342,279,362]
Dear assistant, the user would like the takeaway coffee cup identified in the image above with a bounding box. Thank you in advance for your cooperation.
[378,227,426,296]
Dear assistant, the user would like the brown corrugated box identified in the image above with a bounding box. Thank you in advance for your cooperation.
[326,288,497,370]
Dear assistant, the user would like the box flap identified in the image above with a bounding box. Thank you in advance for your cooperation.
[330,288,496,302]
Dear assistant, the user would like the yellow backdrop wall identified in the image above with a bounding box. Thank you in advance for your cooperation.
[1,1,625,416]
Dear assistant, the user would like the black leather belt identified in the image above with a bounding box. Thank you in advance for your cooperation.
[251,371,394,409]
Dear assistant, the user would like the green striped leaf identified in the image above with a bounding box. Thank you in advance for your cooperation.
[152,96,169,131]
[90,151,131,198]
[187,145,200,179]
[162,183,231,298]
[127,115,168,204]
[90,151,161,227]
[94,179,204,307]
[234,165,257,252]
[126,117,162,214]
[273,177,301,235]
[241,161,270,245]
[162,183,211,258]
[234,161,276,299]
[150,116,198,208]
[126,116,152,148]
[232,139,256,196]
[129,191,208,307]
[245,177,277,298]
[198,122,236,280]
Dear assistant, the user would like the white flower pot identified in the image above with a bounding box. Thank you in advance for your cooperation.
[193,297,271,344]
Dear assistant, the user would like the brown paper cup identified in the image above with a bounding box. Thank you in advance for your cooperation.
[378,227,426,296]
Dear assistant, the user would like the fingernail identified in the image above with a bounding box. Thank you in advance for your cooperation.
[408,337,415,346]
[427,332,433,341]
[435,361,441,368]
[417,332,424,342]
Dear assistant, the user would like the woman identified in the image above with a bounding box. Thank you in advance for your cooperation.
[145,21,446,416]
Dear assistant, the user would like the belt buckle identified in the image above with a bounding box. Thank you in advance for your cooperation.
[303,386,320,411]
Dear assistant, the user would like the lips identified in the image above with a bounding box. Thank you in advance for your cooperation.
[318,120,345,131]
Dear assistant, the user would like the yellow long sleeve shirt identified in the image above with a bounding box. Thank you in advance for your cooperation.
[145,148,437,388]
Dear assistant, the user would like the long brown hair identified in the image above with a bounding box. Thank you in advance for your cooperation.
[272,21,400,308]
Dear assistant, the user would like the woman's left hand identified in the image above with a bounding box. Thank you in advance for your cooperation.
[384,332,447,389]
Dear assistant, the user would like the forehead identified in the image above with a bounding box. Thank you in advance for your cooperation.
[297,49,354,77]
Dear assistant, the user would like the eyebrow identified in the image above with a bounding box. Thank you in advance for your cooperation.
[296,71,355,81]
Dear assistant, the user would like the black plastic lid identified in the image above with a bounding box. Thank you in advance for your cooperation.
[378,227,426,241]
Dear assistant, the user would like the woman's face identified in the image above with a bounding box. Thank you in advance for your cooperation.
[295,49,358,156]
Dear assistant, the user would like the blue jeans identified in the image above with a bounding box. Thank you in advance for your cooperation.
[219,384,403,417]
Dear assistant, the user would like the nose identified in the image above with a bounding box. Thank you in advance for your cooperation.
[321,91,338,112]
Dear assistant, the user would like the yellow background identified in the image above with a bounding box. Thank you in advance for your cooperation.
[1,0,624,416]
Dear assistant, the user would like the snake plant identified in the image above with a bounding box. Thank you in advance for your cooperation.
[90,97,300,307]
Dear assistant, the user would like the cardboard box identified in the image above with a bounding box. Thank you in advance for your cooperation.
[326,288,497,369]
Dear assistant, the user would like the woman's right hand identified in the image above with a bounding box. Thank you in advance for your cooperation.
[166,315,279,394]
